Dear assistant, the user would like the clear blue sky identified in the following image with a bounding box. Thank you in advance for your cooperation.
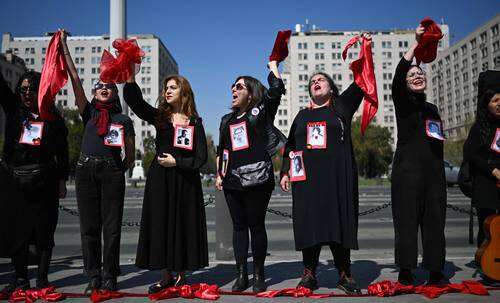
[1,0,499,138]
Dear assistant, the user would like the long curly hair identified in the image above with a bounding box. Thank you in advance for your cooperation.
[475,87,500,146]
[156,75,199,128]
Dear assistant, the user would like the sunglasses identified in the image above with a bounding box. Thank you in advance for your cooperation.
[19,86,35,95]
[231,83,247,91]
[94,83,116,90]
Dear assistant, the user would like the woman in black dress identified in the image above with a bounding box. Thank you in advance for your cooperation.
[124,73,208,293]
[215,61,285,292]
[463,70,500,247]
[279,33,370,293]
[390,25,447,285]
[61,31,136,294]
[0,71,68,293]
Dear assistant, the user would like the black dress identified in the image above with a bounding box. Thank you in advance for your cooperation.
[123,83,208,271]
[0,73,68,257]
[281,83,364,251]
[390,57,446,271]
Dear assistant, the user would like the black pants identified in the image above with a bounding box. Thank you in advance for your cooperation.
[12,245,52,281]
[476,207,499,247]
[302,243,351,275]
[224,186,272,262]
[76,156,125,278]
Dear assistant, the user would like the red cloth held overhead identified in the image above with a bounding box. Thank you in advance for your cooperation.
[38,31,68,121]
[269,30,292,63]
[99,39,145,84]
[414,17,444,65]
[342,35,378,135]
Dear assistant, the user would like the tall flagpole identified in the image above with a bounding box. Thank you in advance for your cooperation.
[109,0,128,115]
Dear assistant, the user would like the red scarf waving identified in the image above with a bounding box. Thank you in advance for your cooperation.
[100,39,145,84]
[38,31,68,121]
[269,30,292,63]
[414,17,444,65]
[94,101,115,136]
[342,35,378,135]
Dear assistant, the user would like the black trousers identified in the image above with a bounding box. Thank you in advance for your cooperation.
[302,242,351,275]
[224,186,272,262]
[476,207,499,247]
[75,156,125,278]
[391,169,446,272]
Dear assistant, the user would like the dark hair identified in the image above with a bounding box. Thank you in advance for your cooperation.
[156,75,198,128]
[232,76,267,112]
[16,71,41,95]
[475,87,500,146]
[307,72,339,103]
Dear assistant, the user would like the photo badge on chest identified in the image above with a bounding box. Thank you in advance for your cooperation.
[173,125,195,150]
[104,124,125,147]
[425,119,445,141]
[221,149,229,177]
[229,121,250,151]
[19,121,44,146]
[289,151,307,182]
[306,121,327,149]
[490,128,500,154]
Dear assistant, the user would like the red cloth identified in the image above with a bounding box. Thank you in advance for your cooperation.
[94,101,115,136]
[148,283,220,301]
[99,39,144,84]
[342,36,378,135]
[90,289,124,302]
[269,30,292,62]
[9,286,65,303]
[367,280,489,299]
[256,287,331,299]
[414,17,444,65]
[38,31,68,121]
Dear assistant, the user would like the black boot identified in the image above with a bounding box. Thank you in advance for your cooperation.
[397,268,414,285]
[428,271,448,285]
[252,258,266,293]
[231,259,249,292]
[36,249,52,289]
[297,268,318,290]
[84,275,102,296]
[1,278,30,295]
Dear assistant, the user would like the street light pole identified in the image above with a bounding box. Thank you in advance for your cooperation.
[109,0,128,115]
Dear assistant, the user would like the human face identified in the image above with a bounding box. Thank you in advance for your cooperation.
[164,79,181,105]
[94,82,116,102]
[231,78,250,110]
[487,93,500,120]
[19,79,38,112]
[406,67,426,93]
[310,74,332,102]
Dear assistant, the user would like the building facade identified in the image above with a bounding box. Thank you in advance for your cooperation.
[275,23,450,144]
[2,32,178,151]
[427,14,500,140]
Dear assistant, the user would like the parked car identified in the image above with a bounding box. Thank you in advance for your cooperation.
[387,160,460,187]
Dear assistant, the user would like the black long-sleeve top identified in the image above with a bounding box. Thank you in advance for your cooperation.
[0,73,69,180]
[123,82,207,170]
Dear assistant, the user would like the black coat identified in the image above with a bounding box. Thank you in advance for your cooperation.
[465,123,500,209]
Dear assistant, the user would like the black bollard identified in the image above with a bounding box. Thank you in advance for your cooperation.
[215,190,234,261]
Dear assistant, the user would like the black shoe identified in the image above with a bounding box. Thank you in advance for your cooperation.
[296,268,318,291]
[398,268,414,285]
[427,271,448,285]
[174,274,186,287]
[148,278,175,294]
[1,278,30,294]
[231,263,249,292]
[337,275,361,295]
[84,276,101,296]
[36,277,51,289]
[101,277,117,292]
[252,259,266,293]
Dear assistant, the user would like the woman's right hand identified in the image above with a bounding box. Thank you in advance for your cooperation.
[415,24,425,42]
[59,29,68,45]
[280,174,290,192]
[492,168,500,181]
[215,175,223,191]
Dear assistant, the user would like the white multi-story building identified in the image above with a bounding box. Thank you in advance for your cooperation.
[0,51,27,136]
[427,14,500,140]
[276,23,450,144]
[2,32,178,151]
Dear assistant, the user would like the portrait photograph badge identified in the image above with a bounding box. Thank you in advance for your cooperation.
[306,121,327,149]
[173,125,195,150]
[229,121,250,151]
[425,119,445,141]
[222,149,229,176]
[289,150,307,182]
[104,124,125,147]
[490,128,500,154]
[19,121,44,146]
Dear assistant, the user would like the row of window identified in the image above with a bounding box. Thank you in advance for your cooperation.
[297,40,411,50]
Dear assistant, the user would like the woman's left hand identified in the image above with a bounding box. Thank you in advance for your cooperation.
[158,153,176,168]
[361,32,372,41]
[59,180,67,199]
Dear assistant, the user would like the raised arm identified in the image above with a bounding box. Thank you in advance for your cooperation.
[60,30,89,115]
[335,82,364,120]
[264,61,286,120]
[124,72,158,124]
[174,119,208,170]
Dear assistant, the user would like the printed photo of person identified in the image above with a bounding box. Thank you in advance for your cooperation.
[229,122,249,151]
[292,156,304,177]
[104,124,124,147]
[19,122,43,145]
[426,119,444,140]
[173,125,194,150]
[177,128,190,146]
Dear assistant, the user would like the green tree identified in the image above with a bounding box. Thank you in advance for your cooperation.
[443,117,474,166]
[59,107,84,178]
[142,136,156,174]
[352,118,393,178]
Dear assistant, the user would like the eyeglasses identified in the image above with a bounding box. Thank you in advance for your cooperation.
[94,83,116,90]
[406,70,426,79]
[231,83,247,91]
[19,86,35,95]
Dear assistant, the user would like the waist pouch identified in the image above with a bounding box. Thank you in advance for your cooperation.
[12,162,55,192]
[232,160,272,188]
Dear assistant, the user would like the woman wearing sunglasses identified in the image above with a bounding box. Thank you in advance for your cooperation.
[215,61,285,292]
[391,24,447,285]
[0,70,68,294]
[123,72,208,293]
[60,31,136,294]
